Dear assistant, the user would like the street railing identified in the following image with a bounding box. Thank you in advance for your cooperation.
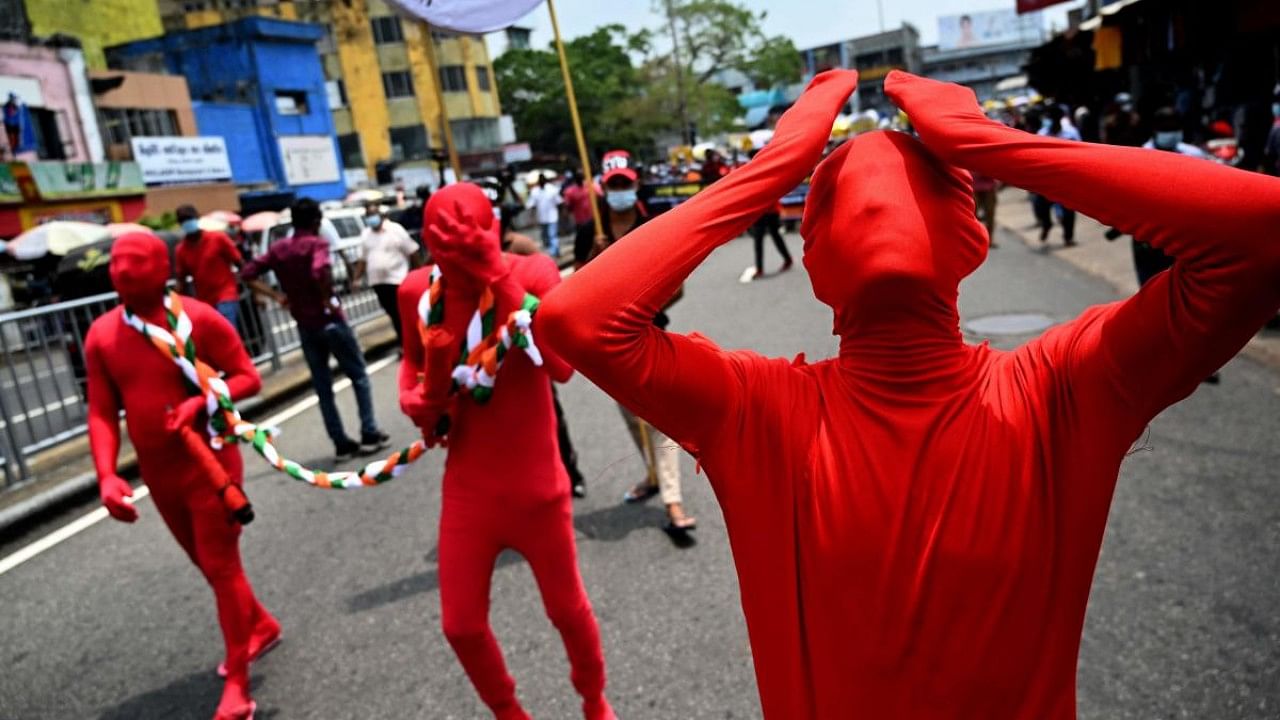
[0,281,384,488]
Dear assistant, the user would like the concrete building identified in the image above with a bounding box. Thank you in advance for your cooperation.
[156,0,507,182]
[0,38,102,162]
[21,0,164,70]
[800,24,922,114]
[921,10,1044,103]
[108,17,346,202]
[91,69,239,211]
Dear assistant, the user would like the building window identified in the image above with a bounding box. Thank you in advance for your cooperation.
[326,80,347,109]
[338,133,364,169]
[98,108,179,146]
[474,66,491,92]
[449,118,499,153]
[382,71,415,99]
[274,90,308,115]
[371,16,404,44]
[431,30,456,42]
[886,47,904,66]
[439,65,467,93]
[389,125,430,161]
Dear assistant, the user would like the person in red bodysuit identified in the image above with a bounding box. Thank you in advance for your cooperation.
[538,69,1280,718]
[86,232,280,720]
[396,184,614,720]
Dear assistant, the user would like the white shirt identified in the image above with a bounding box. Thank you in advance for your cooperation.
[360,220,418,286]
[526,185,562,225]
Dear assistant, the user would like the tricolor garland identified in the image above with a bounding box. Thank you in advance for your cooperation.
[123,292,424,489]
[417,264,542,403]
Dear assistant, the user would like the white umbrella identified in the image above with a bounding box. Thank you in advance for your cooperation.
[7,221,112,260]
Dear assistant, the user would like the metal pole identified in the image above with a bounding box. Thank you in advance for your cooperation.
[422,23,464,183]
[0,322,31,481]
[662,0,693,146]
[546,0,604,237]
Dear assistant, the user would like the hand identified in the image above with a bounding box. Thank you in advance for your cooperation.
[275,292,289,309]
[165,396,206,434]
[398,386,451,445]
[426,200,507,286]
[883,70,985,160]
[99,474,139,523]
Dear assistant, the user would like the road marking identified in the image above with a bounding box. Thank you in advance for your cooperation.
[0,354,398,577]
[0,395,82,429]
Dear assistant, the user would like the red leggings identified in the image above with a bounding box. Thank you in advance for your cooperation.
[438,493,605,718]
[150,476,264,684]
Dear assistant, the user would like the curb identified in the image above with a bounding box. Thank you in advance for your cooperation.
[0,321,399,537]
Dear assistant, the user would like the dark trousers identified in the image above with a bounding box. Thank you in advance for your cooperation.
[1032,194,1076,242]
[1132,240,1175,286]
[298,321,378,446]
[749,212,792,274]
[373,283,403,346]
[552,385,585,489]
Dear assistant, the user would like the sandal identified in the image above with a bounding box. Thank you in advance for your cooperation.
[622,481,659,504]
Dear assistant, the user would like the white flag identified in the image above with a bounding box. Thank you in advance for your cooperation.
[386,0,544,34]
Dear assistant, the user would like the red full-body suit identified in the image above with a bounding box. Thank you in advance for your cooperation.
[86,233,279,720]
[538,70,1280,718]
[396,185,612,720]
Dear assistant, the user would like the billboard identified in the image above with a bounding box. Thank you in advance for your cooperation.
[131,136,232,185]
[938,9,1043,51]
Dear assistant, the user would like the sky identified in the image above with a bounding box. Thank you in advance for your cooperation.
[486,0,1084,56]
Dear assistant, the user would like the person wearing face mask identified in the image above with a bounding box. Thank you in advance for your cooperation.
[538,69,1280,717]
[588,150,696,540]
[175,204,245,330]
[85,232,279,720]
[1033,105,1081,246]
[353,203,421,347]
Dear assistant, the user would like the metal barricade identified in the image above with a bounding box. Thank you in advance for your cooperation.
[0,280,387,489]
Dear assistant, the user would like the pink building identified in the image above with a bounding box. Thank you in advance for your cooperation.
[0,40,102,162]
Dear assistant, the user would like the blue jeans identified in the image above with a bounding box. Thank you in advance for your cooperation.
[540,222,559,257]
[298,321,379,446]
[215,300,239,331]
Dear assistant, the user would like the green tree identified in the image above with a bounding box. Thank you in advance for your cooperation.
[663,0,802,87]
[494,25,656,159]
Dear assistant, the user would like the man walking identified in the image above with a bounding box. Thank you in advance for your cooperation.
[242,198,389,461]
[353,203,420,347]
[526,174,562,258]
[175,204,244,329]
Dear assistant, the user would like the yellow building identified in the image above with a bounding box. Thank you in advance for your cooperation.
[24,0,165,69]
[157,0,505,181]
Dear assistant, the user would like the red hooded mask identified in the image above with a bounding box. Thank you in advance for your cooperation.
[109,231,171,313]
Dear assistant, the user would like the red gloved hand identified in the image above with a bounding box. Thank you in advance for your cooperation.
[165,396,206,434]
[426,200,508,288]
[99,473,139,523]
[883,70,988,163]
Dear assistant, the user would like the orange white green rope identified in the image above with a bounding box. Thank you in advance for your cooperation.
[122,291,426,489]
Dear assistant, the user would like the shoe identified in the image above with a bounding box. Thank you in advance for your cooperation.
[1202,373,1221,385]
[738,266,759,283]
[360,430,391,454]
[218,617,282,678]
[779,259,794,272]
[1105,227,1123,241]
[334,439,361,461]
[1063,238,1077,247]
[571,480,587,499]
[622,481,659,504]
[1039,226,1051,243]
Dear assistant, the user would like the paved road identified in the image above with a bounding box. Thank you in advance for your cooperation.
[1,227,1278,719]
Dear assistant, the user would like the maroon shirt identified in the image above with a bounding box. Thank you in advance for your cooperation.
[241,231,344,331]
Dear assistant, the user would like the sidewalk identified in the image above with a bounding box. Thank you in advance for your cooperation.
[0,317,399,535]
[995,187,1280,370]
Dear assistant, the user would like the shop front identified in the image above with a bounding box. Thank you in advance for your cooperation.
[0,160,145,237]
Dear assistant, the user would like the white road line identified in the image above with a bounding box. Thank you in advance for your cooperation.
[0,354,398,577]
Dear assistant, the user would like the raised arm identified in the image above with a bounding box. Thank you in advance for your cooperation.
[886,71,1280,421]
[537,70,858,446]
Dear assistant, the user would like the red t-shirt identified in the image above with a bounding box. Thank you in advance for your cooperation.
[562,184,594,225]
[175,230,243,305]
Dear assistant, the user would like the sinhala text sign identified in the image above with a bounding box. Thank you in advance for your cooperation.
[131,136,233,185]
[384,0,543,33]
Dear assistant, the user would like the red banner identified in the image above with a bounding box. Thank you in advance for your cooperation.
[1017,0,1072,13]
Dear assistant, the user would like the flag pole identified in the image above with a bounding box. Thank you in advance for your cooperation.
[422,23,464,182]
[546,0,603,237]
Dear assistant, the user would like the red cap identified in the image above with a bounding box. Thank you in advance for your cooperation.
[601,150,638,185]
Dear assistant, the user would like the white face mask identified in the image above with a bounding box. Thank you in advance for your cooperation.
[606,189,637,212]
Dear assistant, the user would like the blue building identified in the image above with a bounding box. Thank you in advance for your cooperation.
[107,17,346,202]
